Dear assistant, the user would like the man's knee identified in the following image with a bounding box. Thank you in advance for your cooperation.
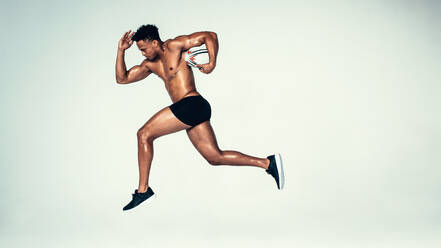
[206,151,223,166]
[137,128,155,144]
[208,159,221,166]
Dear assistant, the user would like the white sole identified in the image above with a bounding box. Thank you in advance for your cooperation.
[275,153,285,189]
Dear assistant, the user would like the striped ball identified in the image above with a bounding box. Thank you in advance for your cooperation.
[185,46,209,67]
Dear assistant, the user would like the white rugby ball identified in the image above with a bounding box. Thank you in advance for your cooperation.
[185,45,209,67]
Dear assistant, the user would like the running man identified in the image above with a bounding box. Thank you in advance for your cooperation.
[116,24,284,211]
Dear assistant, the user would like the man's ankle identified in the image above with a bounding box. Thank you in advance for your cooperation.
[263,158,270,170]
[137,186,148,193]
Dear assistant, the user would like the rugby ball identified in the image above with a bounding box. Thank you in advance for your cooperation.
[185,45,209,67]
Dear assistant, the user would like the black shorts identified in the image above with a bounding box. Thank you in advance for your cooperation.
[169,95,212,127]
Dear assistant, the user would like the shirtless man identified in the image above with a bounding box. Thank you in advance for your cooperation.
[116,24,284,211]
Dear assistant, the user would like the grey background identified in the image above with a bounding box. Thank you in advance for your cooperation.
[1,0,440,247]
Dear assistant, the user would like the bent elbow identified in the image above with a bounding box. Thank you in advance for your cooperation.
[209,32,218,40]
[116,77,127,84]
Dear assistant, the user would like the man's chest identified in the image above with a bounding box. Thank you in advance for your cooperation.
[149,51,186,80]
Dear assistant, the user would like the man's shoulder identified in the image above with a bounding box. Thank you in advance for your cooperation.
[140,59,153,71]
[164,36,188,50]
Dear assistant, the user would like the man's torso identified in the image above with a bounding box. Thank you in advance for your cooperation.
[144,39,199,103]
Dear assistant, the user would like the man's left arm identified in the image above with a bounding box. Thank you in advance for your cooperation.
[171,31,219,73]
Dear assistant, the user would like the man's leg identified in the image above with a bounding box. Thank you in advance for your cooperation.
[186,120,270,169]
[136,106,192,193]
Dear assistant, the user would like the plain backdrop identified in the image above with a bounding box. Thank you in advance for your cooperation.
[1,0,440,247]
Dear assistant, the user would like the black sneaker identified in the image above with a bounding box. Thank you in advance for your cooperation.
[265,153,285,189]
[123,187,155,211]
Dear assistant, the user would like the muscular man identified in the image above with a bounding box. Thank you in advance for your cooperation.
[116,24,284,211]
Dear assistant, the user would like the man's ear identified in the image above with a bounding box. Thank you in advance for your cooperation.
[152,40,159,47]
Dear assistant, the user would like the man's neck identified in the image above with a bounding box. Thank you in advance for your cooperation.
[156,40,166,59]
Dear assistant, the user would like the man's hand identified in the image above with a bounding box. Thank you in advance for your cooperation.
[118,30,135,51]
[197,62,216,74]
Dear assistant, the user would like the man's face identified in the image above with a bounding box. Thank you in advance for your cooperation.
[136,40,157,61]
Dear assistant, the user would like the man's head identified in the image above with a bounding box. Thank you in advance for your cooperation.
[132,24,162,60]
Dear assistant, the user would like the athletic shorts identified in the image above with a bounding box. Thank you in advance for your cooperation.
[169,95,211,127]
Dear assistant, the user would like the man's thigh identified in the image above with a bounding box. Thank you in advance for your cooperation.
[186,121,221,156]
[138,106,192,140]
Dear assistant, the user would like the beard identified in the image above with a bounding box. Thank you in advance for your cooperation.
[146,53,158,61]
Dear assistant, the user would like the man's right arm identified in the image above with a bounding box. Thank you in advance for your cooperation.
[115,49,152,84]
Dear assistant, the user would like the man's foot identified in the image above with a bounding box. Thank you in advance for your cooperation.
[123,187,155,211]
[265,153,285,190]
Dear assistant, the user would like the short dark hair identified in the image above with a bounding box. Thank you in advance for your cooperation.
[131,24,161,42]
